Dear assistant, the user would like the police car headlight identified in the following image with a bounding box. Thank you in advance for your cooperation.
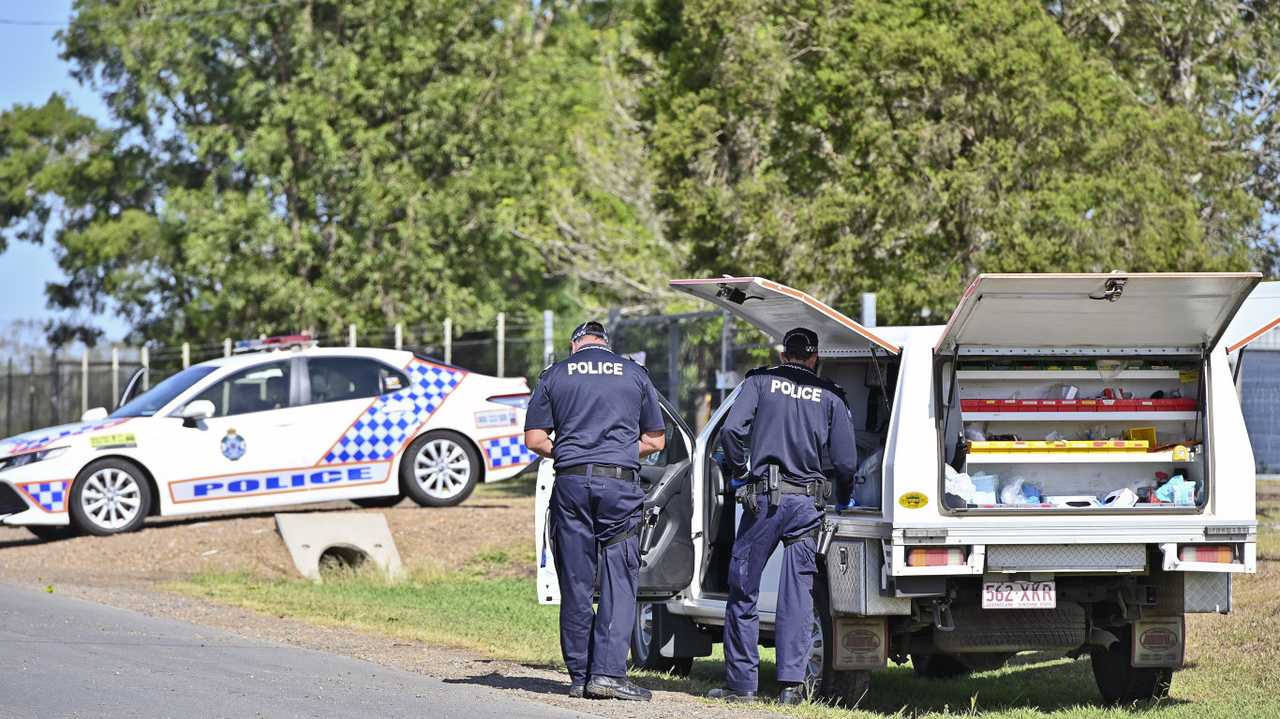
[0,447,69,473]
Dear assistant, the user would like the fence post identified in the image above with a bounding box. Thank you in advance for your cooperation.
[111,346,119,406]
[444,318,452,364]
[28,355,36,431]
[543,309,554,365]
[348,323,357,348]
[5,357,12,437]
[141,346,150,390]
[394,323,403,351]
[81,350,89,414]
[182,342,190,369]
[223,338,232,357]
[861,292,877,328]
[496,312,506,377]
[667,320,681,414]
[719,311,733,402]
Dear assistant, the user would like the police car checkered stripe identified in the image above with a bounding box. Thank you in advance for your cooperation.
[19,480,69,512]
[320,361,464,464]
[2,419,128,457]
[483,435,538,469]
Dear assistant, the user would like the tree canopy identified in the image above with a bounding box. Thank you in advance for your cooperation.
[0,0,1276,343]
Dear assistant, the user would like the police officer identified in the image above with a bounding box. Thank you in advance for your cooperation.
[708,327,858,705]
[523,321,666,701]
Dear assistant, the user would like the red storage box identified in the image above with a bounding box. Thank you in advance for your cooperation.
[1058,400,1080,411]
[961,399,980,411]
[1135,399,1158,411]
[1017,400,1040,411]
[1039,400,1061,411]
[1097,399,1120,411]
[1078,399,1099,412]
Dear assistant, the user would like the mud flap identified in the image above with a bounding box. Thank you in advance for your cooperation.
[832,617,888,671]
[1131,617,1185,668]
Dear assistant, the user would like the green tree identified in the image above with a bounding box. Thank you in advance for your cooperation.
[0,0,674,345]
[638,0,1261,323]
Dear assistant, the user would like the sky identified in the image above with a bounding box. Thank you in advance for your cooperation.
[0,1,130,342]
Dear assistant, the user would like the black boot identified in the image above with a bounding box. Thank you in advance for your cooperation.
[707,687,758,703]
[777,683,807,706]
[567,682,584,698]
[584,675,652,701]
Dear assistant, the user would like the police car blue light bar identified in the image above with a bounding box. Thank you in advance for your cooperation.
[232,334,316,354]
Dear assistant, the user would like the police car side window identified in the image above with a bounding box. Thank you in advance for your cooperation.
[194,361,292,417]
[307,358,406,405]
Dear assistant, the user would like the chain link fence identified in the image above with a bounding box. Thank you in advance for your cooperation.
[0,310,783,438]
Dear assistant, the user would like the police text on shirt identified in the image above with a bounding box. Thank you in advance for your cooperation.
[567,361,624,376]
[769,379,823,402]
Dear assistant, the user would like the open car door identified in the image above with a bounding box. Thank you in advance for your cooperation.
[536,397,696,605]
[668,276,900,356]
[935,273,1260,356]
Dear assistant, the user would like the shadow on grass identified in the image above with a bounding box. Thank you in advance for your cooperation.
[630,654,1189,716]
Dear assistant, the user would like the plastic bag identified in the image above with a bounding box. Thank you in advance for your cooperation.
[965,427,987,442]
[999,476,1041,505]
[1156,474,1196,505]
[944,465,977,504]
[1102,487,1139,508]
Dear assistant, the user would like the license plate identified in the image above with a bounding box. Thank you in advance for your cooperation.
[982,580,1056,609]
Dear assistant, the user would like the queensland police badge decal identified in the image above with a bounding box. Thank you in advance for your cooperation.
[221,429,246,461]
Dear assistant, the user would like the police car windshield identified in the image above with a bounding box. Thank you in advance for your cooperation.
[111,366,218,418]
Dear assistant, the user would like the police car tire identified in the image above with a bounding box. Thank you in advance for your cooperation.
[400,431,481,507]
[68,458,152,536]
[1089,626,1173,705]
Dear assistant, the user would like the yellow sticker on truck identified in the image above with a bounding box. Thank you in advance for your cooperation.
[898,492,929,509]
[90,433,137,450]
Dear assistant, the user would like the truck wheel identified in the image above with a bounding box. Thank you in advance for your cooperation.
[401,431,481,507]
[809,572,872,706]
[911,652,970,679]
[68,458,152,536]
[1090,627,1173,705]
[629,602,694,676]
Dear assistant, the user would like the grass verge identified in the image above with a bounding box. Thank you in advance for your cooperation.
[172,490,1280,719]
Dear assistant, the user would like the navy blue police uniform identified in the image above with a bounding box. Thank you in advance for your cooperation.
[716,329,858,699]
[524,328,665,696]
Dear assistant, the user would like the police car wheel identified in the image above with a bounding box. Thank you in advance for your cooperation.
[401,431,480,507]
[69,459,152,536]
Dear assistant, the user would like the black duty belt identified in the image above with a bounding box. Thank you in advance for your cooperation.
[558,464,637,482]
[750,478,824,497]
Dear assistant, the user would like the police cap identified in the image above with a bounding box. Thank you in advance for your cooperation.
[570,320,610,345]
[782,327,819,357]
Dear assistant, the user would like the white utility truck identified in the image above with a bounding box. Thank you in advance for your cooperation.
[535,273,1260,705]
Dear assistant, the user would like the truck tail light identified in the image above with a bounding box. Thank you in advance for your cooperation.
[906,547,967,567]
[1178,545,1236,564]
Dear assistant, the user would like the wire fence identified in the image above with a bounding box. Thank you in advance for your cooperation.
[0,309,780,438]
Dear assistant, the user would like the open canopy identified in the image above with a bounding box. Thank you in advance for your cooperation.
[1221,281,1280,354]
[669,277,900,356]
[935,273,1260,355]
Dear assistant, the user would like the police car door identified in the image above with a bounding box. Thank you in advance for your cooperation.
[154,357,315,514]
[669,277,901,617]
[535,398,696,604]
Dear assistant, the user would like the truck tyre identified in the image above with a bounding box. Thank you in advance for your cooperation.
[810,572,873,707]
[1090,627,1173,705]
[401,431,481,507]
[911,652,970,679]
[629,602,694,676]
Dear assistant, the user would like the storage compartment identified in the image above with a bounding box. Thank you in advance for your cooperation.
[941,357,1209,512]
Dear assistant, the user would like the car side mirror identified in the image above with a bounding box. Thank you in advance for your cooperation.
[181,400,215,426]
[81,407,109,422]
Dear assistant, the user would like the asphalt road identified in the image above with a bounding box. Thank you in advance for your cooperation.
[0,584,595,719]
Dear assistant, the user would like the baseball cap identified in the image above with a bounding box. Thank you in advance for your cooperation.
[570,321,609,344]
[783,327,819,356]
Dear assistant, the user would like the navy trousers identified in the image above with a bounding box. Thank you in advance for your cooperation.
[549,471,644,684]
[724,493,822,692]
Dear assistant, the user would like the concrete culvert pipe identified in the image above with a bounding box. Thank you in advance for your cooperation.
[318,544,371,578]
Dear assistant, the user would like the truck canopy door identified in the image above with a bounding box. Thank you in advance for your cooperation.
[1221,281,1280,354]
[935,273,1260,356]
[669,277,900,356]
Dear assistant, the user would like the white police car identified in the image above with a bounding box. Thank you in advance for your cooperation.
[0,337,535,538]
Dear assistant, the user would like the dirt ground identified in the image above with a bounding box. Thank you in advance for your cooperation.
[0,479,772,719]
[0,481,537,587]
